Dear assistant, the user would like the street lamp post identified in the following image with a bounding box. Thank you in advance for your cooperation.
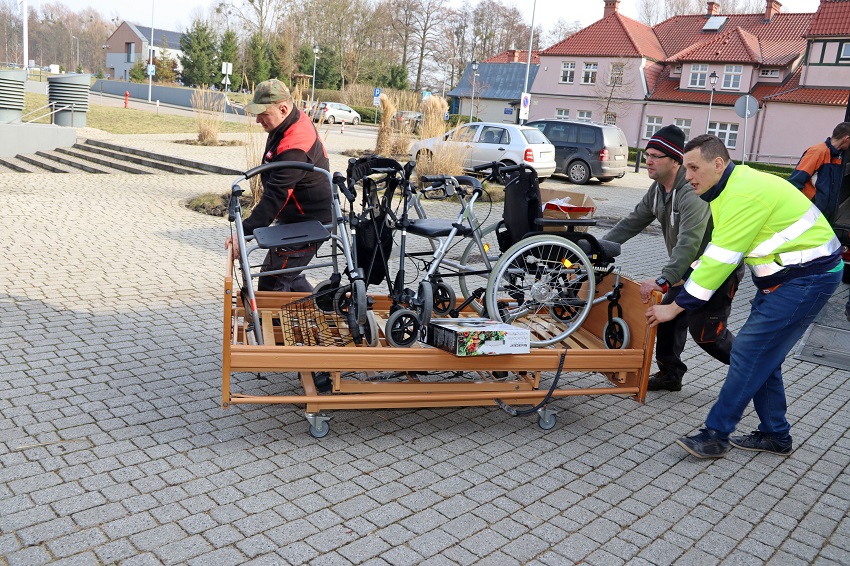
[147,0,155,102]
[310,45,319,111]
[522,0,537,124]
[71,36,79,72]
[705,70,718,134]
[469,60,478,122]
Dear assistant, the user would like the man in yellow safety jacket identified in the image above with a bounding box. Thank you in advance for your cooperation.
[646,134,843,459]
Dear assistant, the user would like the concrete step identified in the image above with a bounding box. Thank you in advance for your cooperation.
[81,138,242,175]
[71,143,203,175]
[15,153,73,173]
[55,147,156,174]
[0,156,35,173]
[35,150,112,174]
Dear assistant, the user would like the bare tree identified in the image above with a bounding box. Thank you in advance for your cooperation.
[0,0,23,65]
[408,0,449,91]
[591,59,638,124]
[542,18,582,48]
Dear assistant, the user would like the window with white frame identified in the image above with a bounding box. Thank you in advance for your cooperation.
[577,110,592,121]
[560,62,575,83]
[603,112,617,125]
[644,115,663,138]
[674,118,692,141]
[760,68,779,77]
[722,65,743,89]
[608,62,624,86]
[689,64,708,87]
[555,108,569,120]
[582,63,598,85]
[708,122,739,148]
[674,65,682,74]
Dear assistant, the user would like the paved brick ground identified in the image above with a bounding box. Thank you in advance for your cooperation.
[1,131,849,565]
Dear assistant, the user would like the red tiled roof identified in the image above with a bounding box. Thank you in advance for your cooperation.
[667,27,762,64]
[647,65,799,106]
[485,50,540,65]
[654,13,811,65]
[643,61,665,92]
[806,0,850,37]
[763,68,850,106]
[542,13,666,61]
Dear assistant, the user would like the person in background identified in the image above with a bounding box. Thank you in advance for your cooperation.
[647,134,843,459]
[604,125,743,392]
[787,122,850,221]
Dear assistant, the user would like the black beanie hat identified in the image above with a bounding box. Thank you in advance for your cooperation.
[646,124,685,163]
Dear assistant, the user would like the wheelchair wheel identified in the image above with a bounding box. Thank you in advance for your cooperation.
[458,223,502,314]
[432,282,456,315]
[603,317,630,349]
[385,308,421,347]
[485,234,596,348]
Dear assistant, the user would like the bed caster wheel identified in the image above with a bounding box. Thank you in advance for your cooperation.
[307,413,331,438]
[537,409,557,431]
[603,317,630,349]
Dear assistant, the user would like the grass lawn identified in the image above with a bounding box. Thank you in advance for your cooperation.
[24,92,252,135]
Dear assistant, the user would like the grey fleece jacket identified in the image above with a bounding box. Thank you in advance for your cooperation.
[602,167,711,284]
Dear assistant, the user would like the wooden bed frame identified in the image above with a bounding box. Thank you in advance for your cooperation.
[223,255,659,436]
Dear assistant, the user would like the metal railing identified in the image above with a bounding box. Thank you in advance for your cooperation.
[5,101,78,125]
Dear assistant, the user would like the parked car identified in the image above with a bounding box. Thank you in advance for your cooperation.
[526,119,628,184]
[394,110,422,133]
[311,102,361,125]
[409,122,557,179]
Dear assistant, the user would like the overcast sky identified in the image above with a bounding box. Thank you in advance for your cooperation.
[22,0,823,37]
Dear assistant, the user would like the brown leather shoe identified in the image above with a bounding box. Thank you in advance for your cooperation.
[647,372,682,391]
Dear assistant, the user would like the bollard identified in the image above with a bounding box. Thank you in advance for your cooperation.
[340,120,345,134]
[634,149,642,173]
[124,90,130,109]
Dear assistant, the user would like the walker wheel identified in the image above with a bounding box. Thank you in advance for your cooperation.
[385,309,421,347]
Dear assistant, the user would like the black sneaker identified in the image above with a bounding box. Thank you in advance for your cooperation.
[647,371,682,392]
[729,431,793,455]
[676,428,730,458]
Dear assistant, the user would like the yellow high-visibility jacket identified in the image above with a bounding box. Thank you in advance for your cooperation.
[677,164,841,310]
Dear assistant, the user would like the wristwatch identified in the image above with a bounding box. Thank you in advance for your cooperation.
[655,276,670,293]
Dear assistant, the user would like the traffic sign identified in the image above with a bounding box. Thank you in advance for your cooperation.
[147,64,155,77]
[734,95,758,119]
[519,92,531,120]
[374,87,382,97]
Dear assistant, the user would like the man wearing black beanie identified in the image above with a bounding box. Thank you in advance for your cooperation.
[603,124,744,391]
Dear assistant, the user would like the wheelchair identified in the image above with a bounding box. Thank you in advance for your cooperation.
[479,164,631,348]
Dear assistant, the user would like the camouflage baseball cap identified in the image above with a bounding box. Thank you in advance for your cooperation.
[245,79,291,114]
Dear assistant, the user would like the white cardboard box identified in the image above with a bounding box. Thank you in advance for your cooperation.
[424,318,531,356]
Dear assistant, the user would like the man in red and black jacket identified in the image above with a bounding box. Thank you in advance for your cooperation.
[225,79,332,292]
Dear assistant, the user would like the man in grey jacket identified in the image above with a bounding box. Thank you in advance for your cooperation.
[603,125,743,391]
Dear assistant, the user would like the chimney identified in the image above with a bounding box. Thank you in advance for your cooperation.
[764,0,781,21]
[513,51,520,62]
[707,1,720,16]
[603,0,620,18]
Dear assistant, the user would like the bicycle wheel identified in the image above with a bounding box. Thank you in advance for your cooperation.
[485,234,596,347]
[458,222,502,314]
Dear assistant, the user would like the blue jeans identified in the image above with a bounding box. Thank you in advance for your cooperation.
[705,269,842,439]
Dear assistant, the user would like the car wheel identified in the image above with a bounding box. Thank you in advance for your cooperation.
[352,117,360,126]
[326,115,336,124]
[567,161,590,185]
[598,177,615,183]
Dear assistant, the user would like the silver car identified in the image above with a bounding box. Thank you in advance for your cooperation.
[311,102,361,125]
[409,122,557,179]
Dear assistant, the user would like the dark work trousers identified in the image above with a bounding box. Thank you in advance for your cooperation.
[258,243,321,292]
[655,263,745,382]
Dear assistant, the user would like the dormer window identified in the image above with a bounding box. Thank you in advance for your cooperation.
[689,64,708,87]
[674,65,682,74]
[841,43,850,60]
[760,68,779,77]
[722,65,742,90]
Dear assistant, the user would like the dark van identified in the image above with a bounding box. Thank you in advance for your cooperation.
[526,119,629,184]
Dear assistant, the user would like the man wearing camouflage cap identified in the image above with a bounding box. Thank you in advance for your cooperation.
[225,79,332,292]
